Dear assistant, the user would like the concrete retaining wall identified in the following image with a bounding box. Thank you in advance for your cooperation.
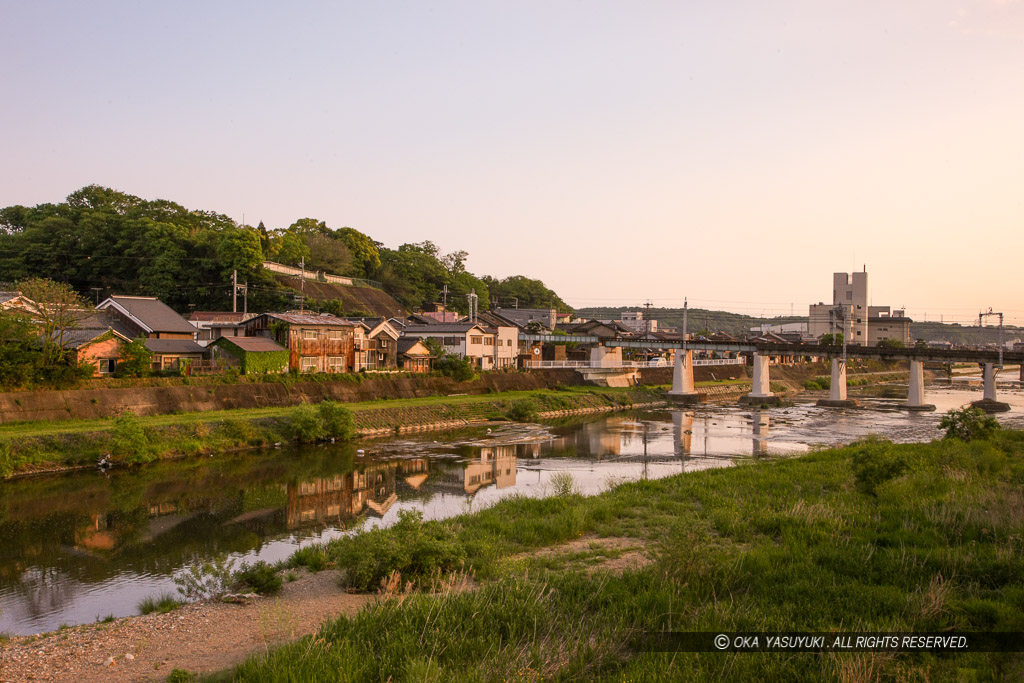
[0,370,583,424]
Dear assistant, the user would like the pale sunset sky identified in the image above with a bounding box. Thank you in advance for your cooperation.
[2,1,1022,324]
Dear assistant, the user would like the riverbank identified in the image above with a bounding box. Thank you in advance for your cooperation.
[227,428,1024,680]
[0,387,666,479]
[3,429,1020,681]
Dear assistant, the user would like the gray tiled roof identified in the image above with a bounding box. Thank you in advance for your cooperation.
[144,339,205,354]
[215,336,287,353]
[106,296,197,334]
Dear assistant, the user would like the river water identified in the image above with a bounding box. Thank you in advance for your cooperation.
[2,380,1022,636]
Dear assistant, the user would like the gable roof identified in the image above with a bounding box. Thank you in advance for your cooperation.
[58,327,133,350]
[397,338,435,356]
[401,323,493,335]
[99,296,196,335]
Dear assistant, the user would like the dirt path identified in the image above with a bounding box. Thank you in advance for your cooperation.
[0,570,373,682]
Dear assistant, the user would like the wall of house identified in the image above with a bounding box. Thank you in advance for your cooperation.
[0,370,584,423]
[286,327,356,373]
[76,337,124,377]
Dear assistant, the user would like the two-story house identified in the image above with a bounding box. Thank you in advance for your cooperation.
[244,312,357,373]
[400,323,499,370]
[96,296,205,370]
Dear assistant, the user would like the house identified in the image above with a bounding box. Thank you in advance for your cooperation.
[343,318,401,370]
[400,323,500,370]
[243,312,357,373]
[472,311,520,369]
[56,311,135,376]
[188,311,257,342]
[211,336,288,374]
[0,291,39,316]
[397,338,434,373]
[96,296,205,370]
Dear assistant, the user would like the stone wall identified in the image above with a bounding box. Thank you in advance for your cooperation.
[0,370,583,424]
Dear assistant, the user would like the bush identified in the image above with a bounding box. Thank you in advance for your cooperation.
[850,438,908,496]
[435,355,475,382]
[0,441,12,478]
[110,412,151,464]
[289,404,326,442]
[319,401,355,440]
[234,561,282,595]
[939,406,1000,442]
[334,510,466,591]
[287,545,330,572]
[506,399,539,422]
[137,592,182,615]
[173,554,237,601]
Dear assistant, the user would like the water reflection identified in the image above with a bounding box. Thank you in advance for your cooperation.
[3,385,1023,635]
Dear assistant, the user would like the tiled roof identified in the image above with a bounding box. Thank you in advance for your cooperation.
[104,296,196,334]
[144,339,205,354]
[261,312,356,326]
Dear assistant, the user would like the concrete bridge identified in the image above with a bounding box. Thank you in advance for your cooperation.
[520,333,1023,411]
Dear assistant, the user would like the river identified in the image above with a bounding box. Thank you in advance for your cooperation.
[1,380,1022,635]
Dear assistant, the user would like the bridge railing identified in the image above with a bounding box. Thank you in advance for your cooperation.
[525,358,744,370]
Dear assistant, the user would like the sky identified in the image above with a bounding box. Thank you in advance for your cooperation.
[2,1,1023,325]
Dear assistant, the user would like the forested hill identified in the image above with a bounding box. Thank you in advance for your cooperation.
[0,185,570,316]
[576,306,1022,344]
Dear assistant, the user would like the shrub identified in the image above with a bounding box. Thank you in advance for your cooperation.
[939,406,1000,442]
[0,441,12,478]
[319,401,355,440]
[137,592,182,615]
[110,412,151,464]
[850,438,908,496]
[173,554,237,601]
[287,545,330,572]
[549,471,580,497]
[334,510,466,591]
[435,355,475,382]
[234,561,282,595]
[506,399,539,422]
[218,418,253,445]
[114,337,153,378]
[166,669,197,683]
[289,404,326,442]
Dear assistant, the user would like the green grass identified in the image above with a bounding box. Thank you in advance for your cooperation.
[0,387,663,477]
[137,592,183,615]
[220,430,1024,681]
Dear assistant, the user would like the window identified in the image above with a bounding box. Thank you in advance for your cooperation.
[443,336,458,345]
[846,292,852,300]
[328,356,345,372]
[302,329,317,340]
[97,358,116,374]
[484,337,494,346]
[378,338,388,348]
[470,335,483,344]
[301,356,318,372]
[328,330,344,339]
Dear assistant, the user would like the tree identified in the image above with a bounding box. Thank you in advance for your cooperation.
[17,278,91,367]
[336,227,381,278]
[116,338,153,378]
[484,275,571,312]
[0,309,37,388]
[820,333,844,347]
[876,339,905,349]
[303,233,352,274]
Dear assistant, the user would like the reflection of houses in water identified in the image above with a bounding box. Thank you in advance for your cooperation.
[545,418,625,459]
[74,513,118,552]
[433,446,518,494]
[401,458,431,489]
[286,462,400,529]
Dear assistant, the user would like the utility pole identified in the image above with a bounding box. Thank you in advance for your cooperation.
[682,298,688,350]
[232,270,237,313]
[644,300,652,336]
[299,257,306,313]
[442,284,448,307]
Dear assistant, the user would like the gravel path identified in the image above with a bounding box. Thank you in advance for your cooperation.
[0,570,373,682]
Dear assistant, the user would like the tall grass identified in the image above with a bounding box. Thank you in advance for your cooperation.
[224,430,1024,681]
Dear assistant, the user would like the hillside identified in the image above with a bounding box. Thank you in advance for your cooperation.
[270,273,406,318]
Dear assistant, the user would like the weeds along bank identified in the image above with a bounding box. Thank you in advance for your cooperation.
[0,369,583,424]
[225,423,1024,681]
[0,387,665,478]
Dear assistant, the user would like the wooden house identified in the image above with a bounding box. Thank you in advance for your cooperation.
[244,312,357,373]
[96,296,204,370]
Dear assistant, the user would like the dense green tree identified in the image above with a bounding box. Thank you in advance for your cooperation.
[484,275,571,312]
[303,233,352,274]
[336,227,381,278]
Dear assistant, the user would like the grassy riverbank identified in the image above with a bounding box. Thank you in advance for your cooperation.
[0,386,664,478]
[215,430,1024,681]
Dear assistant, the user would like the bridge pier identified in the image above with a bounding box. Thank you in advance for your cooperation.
[672,410,693,456]
[972,363,1010,412]
[816,357,860,408]
[740,353,782,406]
[900,360,935,412]
[752,411,770,457]
[668,349,702,404]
